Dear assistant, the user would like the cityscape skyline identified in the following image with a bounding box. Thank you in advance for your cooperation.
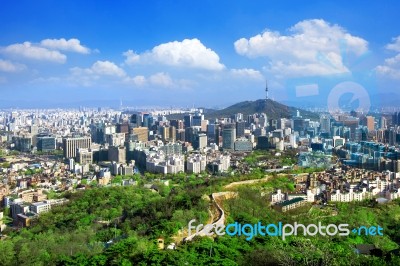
[0,1,400,108]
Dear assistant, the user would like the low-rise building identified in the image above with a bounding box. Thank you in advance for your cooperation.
[273,197,306,212]
[30,201,51,214]
[187,154,207,174]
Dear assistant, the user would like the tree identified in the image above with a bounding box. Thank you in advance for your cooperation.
[0,240,15,266]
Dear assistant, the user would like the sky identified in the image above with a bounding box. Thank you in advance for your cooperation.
[0,0,399,109]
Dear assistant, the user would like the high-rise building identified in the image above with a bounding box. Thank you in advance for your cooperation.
[379,117,387,130]
[170,119,184,130]
[184,115,192,128]
[185,127,195,143]
[63,137,91,158]
[257,136,269,150]
[90,123,105,144]
[236,121,246,138]
[77,148,93,165]
[201,120,208,132]
[320,115,331,134]
[142,113,153,128]
[29,125,39,135]
[37,136,56,152]
[130,113,142,128]
[215,124,221,145]
[160,126,170,142]
[293,118,305,134]
[365,116,375,131]
[192,113,204,127]
[207,124,217,143]
[222,126,236,150]
[116,123,129,134]
[108,146,126,163]
[169,126,176,142]
[392,112,398,126]
[176,129,185,142]
[13,135,33,152]
[106,133,126,147]
[131,127,149,142]
[269,119,278,131]
[193,133,207,150]
[343,118,359,140]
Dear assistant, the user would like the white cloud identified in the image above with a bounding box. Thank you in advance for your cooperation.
[40,38,90,54]
[386,36,400,52]
[376,37,400,79]
[376,65,400,79]
[123,50,140,65]
[30,76,62,84]
[231,68,263,80]
[234,19,368,77]
[149,72,174,87]
[91,61,126,77]
[69,60,127,87]
[124,75,147,86]
[0,59,25,72]
[72,60,126,77]
[1,42,67,63]
[124,38,225,71]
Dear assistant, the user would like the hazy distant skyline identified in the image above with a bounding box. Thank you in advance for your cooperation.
[0,0,399,108]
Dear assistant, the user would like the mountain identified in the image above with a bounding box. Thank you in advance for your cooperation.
[204,99,319,120]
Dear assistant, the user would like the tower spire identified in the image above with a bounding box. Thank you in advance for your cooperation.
[265,79,269,101]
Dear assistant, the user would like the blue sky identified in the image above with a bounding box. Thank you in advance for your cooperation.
[0,0,399,109]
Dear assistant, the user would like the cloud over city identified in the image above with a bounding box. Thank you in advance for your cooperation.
[234,19,369,77]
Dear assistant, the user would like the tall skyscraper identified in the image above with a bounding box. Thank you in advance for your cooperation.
[236,121,246,138]
[184,115,192,128]
[320,115,331,134]
[365,116,375,131]
[192,113,204,127]
[160,126,170,142]
[169,126,176,142]
[379,116,387,130]
[108,146,126,163]
[222,126,236,150]
[193,133,207,150]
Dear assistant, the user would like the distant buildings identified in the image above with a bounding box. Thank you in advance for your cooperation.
[234,138,252,152]
[63,137,91,158]
[187,154,207,174]
[37,135,56,152]
[222,126,236,150]
[108,146,126,163]
[77,148,93,165]
[146,152,184,174]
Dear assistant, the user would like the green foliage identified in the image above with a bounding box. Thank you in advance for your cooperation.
[261,175,295,192]
[111,175,123,184]
[1,161,10,168]
[288,167,325,174]
[23,168,43,176]
[2,167,400,265]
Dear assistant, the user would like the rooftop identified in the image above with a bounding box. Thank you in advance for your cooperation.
[277,197,305,207]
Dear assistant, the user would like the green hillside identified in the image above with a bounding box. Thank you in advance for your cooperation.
[204,99,319,120]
